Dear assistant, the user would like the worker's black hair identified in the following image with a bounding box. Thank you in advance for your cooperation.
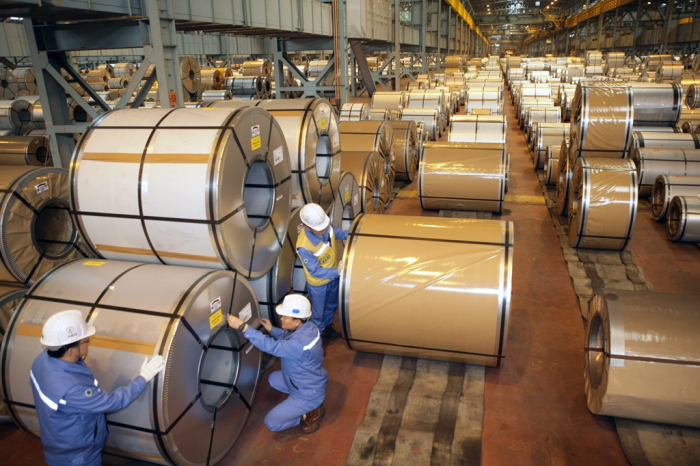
[47,340,80,359]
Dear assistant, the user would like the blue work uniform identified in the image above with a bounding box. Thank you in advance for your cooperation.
[30,351,147,466]
[296,225,349,332]
[244,321,327,431]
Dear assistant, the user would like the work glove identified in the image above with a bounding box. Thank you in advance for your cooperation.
[140,355,165,382]
[338,260,344,277]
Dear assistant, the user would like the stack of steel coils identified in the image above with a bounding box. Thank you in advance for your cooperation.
[632,147,700,196]
[532,123,569,169]
[449,114,506,144]
[390,120,418,182]
[652,175,700,221]
[339,102,370,121]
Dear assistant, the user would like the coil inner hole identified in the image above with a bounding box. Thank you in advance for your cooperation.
[316,135,332,185]
[199,328,239,410]
[33,199,75,259]
[244,160,274,229]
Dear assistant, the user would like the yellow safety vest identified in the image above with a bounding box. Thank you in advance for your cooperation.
[296,227,339,286]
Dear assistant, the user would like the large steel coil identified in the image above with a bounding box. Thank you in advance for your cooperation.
[206,99,341,210]
[225,76,264,98]
[544,146,560,185]
[605,52,626,68]
[368,108,391,121]
[180,57,202,94]
[339,103,370,122]
[13,68,36,95]
[339,214,513,366]
[687,84,700,109]
[0,167,89,285]
[96,63,114,75]
[407,89,447,118]
[0,283,26,418]
[570,84,634,159]
[586,51,603,65]
[534,123,570,169]
[202,90,232,102]
[445,55,464,69]
[568,157,638,250]
[628,82,682,127]
[419,142,507,213]
[631,131,700,152]
[113,62,135,80]
[525,107,560,142]
[107,77,126,89]
[676,74,700,95]
[632,148,700,197]
[330,171,361,232]
[667,196,700,242]
[242,60,271,78]
[400,108,439,140]
[585,66,604,76]
[466,87,502,114]
[415,121,428,157]
[557,156,573,216]
[371,91,407,111]
[405,81,424,91]
[340,150,383,214]
[656,62,684,81]
[448,115,506,144]
[0,259,262,465]
[651,175,700,221]
[308,60,329,78]
[631,126,680,133]
[518,98,554,127]
[0,135,51,166]
[200,69,223,90]
[86,69,110,84]
[90,82,109,92]
[0,69,19,100]
[390,120,418,182]
[67,98,97,123]
[585,289,700,427]
[71,107,292,279]
[0,99,35,133]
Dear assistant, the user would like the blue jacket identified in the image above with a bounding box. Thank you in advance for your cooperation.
[30,351,147,466]
[245,321,327,399]
[296,225,349,282]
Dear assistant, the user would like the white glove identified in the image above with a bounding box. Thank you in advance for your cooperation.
[140,355,165,382]
[338,260,344,275]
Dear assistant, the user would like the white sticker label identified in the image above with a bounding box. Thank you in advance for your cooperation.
[276,194,283,201]
[251,125,260,137]
[210,297,221,314]
[240,302,252,322]
[332,133,340,148]
[297,223,303,234]
[353,194,359,206]
[245,345,253,354]
[35,181,49,195]
[273,146,284,165]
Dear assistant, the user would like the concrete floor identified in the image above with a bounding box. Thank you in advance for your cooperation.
[2,88,700,466]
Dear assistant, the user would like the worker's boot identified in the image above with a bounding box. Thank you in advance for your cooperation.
[300,405,325,434]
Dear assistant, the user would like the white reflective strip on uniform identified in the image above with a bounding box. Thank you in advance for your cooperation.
[303,330,321,351]
[30,370,58,411]
[94,379,98,386]
[313,243,329,257]
[329,227,335,239]
[59,399,66,405]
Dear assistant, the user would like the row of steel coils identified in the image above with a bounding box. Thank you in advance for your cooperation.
[0,94,515,465]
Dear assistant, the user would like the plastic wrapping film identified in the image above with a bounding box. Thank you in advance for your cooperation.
[206,99,341,211]
[651,175,700,220]
[0,135,51,166]
[71,107,292,280]
[0,259,262,465]
[339,214,513,366]
[0,166,90,286]
[628,82,682,127]
[667,196,700,242]
[13,68,36,95]
[544,146,560,186]
[584,289,700,427]
[0,99,36,133]
[534,123,570,169]
[179,56,202,94]
[390,120,418,181]
[568,157,638,250]
[339,103,370,121]
[339,150,384,215]
[419,142,507,213]
[371,91,407,112]
[448,115,506,144]
[570,83,634,159]
[400,108,440,141]
[632,148,700,197]
[0,283,27,418]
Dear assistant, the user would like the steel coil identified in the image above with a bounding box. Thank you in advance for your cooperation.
[90,82,109,92]
[544,147,560,185]
[206,99,341,210]
[400,108,439,140]
[675,74,700,94]
[415,121,428,157]
[201,90,232,102]
[339,103,370,121]
[651,175,700,221]
[112,63,135,80]
[371,91,407,111]
[0,259,262,465]
[556,155,573,216]
[242,60,271,78]
[71,107,292,279]
[405,81,425,91]
[534,123,569,169]
[96,64,113,75]
[568,157,638,250]
[605,52,626,68]
[67,98,98,123]
[466,87,502,114]
[526,107,561,143]
[0,283,26,418]
[225,76,264,98]
[628,82,682,127]
[107,77,126,89]
[86,69,110,84]
[339,151,384,214]
[585,289,700,427]
[519,98,554,127]
[0,167,89,285]
[667,195,700,242]
[632,147,700,196]
[631,126,680,133]
[339,214,513,366]
[631,131,700,152]
[180,56,202,94]
[656,62,684,80]
[390,120,418,182]
[687,83,700,109]
[419,142,507,213]
[368,108,391,121]
[330,171,361,232]
[407,89,447,118]
[448,114,506,144]
[13,68,36,95]
[0,135,51,166]
[0,99,35,132]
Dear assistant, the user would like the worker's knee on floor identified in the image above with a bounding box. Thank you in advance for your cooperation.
[264,413,293,432]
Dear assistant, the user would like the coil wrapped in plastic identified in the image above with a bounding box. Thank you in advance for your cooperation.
[339,103,370,122]
[526,107,561,142]
[339,214,513,366]
[340,151,384,214]
[390,120,418,182]
[533,123,569,169]
[371,91,407,112]
[667,196,700,242]
[448,114,506,144]
[568,157,638,250]
[242,60,270,78]
[652,175,700,220]
[632,147,700,197]
[400,108,439,141]
[0,135,51,166]
[585,289,700,427]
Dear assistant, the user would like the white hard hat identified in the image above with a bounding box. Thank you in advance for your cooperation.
[276,294,312,319]
[300,203,330,231]
[40,310,96,349]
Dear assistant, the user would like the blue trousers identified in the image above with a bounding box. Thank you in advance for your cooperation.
[264,371,324,432]
[307,279,339,333]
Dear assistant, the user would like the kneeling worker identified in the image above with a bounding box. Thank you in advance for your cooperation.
[227,294,327,433]
[30,310,165,466]
[295,203,348,337]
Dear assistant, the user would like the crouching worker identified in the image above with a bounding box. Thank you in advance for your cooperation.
[227,294,327,433]
[295,203,348,337]
[30,310,165,466]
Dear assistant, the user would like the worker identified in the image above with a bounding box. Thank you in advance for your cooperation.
[295,203,348,338]
[227,294,327,434]
[30,310,165,466]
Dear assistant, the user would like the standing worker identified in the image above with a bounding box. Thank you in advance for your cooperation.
[227,294,327,433]
[295,203,348,338]
[30,310,165,466]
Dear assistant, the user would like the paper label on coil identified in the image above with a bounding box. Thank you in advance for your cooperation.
[297,223,303,234]
[35,181,49,195]
[239,303,252,322]
[251,136,261,151]
[209,310,222,329]
[332,133,339,148]
[251,125,260,137]
[320,119,327,130]
[353,194,359,205]
[273,146,284,165]
[210,297,221,314]
[83,261,106,266]
[344,187,350,201]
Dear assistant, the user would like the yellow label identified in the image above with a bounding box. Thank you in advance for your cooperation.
[320,119,327,130]
[209,309,223,329]
[251,136,261,151]
[344,190,350,201]
[83,261,106,266]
